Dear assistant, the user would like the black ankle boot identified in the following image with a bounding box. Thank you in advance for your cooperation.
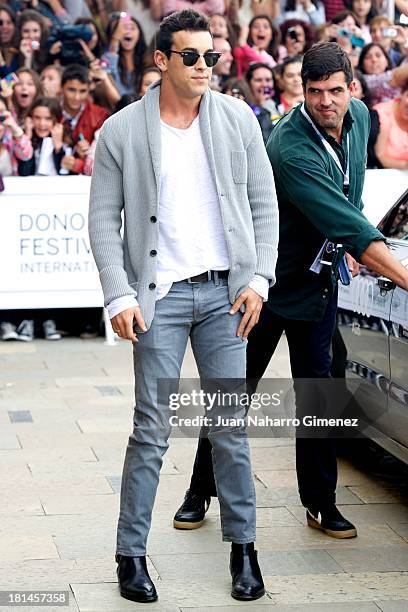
[173,489,211,529]
[116,554,158,603]
[306,504,357,539]
[230,543,265,601]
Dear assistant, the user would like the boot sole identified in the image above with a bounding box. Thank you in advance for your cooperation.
[173,518,204,530]
[231,588,266,601]
[120,589,158,603]
[307,516,357,538]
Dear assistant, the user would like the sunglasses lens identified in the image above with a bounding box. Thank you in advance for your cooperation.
[182,52,199,66]
[204,53,220,67]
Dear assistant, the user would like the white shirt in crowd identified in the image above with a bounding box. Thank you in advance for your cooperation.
[107,116,269,319]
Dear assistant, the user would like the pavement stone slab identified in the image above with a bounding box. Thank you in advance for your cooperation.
[0,535,59,562]
[264,571,408,604]
[0,433,21,450]
[375,602,408,611]
[180,603,381,611]
[328,546,408,573]
[349,483,408,505]
[287,503,408,525]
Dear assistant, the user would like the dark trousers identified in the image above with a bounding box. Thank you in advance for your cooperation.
[189,290,339,509]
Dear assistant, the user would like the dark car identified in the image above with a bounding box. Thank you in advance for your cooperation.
[336,181,408,464]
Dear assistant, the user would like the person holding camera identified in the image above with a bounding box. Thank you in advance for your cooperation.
[233,15,285,78]
[0,95,32,175]
[0,4,19,79]
[280,18,314,56]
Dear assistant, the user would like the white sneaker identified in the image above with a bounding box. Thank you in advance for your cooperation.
[0,322,18,341]
[16,320,34,342]
[43,319,61,341]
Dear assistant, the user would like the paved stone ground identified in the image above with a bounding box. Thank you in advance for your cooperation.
[0,336,407,612]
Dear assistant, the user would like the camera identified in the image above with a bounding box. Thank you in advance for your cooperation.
[30,40,40,50]
[382,27,398,38]
[47,24,93,65]
[287,27,298,42]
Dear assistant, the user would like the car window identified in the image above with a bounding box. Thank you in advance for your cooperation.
[378,195,408,241]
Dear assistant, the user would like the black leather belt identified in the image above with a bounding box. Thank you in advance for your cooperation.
[185,270,229,283]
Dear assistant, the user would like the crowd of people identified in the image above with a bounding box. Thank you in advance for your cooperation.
[0,0,407,341]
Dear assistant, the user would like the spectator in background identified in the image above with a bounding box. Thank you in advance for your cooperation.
[40,64,63,98]
[277,0,326,26]
[74,16,105,62]
[209,13,238,48]
[322,0,347,21]
[12,67,42,126]
[275,54,304,113]
[211,35,234,90]
[0,96,32,175]
[151,0,225,19]
[358,42,408,105]
[352,67,381,167]
[280,18,314,56]
[345,0,377,42]
[330,10,365,67]
[370,16,405,67]
[103,14,147,95]
[0,4,19,78]
[374,80,408,169]
[234,15,285,78]
[17,9,49,72]
[88,58,121,110]
[60,63,109,175]
[138,66,161,95]
[246,61,280,118]
[18,96,64,176]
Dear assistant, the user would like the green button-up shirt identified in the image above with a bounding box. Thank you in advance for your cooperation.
[266,97,385,322]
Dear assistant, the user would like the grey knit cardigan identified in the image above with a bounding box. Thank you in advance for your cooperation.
[88,80,279,330]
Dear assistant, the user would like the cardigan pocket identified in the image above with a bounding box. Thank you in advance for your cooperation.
[231,150,247,184]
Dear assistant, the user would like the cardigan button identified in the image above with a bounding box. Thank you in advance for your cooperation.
[149,283,156,290]
[150,216,157,223]
[150,250,157,257]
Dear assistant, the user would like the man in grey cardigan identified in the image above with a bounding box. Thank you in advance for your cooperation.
[89,9,278,604]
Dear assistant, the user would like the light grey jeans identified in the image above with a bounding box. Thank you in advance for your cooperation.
[116,276,256,556]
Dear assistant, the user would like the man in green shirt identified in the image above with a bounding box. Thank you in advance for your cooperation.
[173,42,408,540]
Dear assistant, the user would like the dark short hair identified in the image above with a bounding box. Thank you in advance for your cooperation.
[246,62,274,84]
[301,42,353,87]
[29,96,62,122]
[357,42,392,74]
[278,54,303,77]
[155,9,210,58]
[62,64,89,86]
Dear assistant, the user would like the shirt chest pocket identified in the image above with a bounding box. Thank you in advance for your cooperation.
[231,150,248,184]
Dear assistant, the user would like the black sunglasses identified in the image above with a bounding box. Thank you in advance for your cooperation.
[169,50,221,67]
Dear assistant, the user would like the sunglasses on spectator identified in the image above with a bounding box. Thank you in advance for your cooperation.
[169,50,221,67]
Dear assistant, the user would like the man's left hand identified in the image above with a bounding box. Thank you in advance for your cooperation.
[345,252,360,277]
[229,288,263,340]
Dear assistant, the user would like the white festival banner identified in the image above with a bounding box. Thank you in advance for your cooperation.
[0,176,103,309]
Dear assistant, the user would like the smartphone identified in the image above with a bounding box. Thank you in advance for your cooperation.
[382,27,398,38]
[287,27,298,42]
[338,28,350,38]
[4,72,19,85]
[30,40,40,50]
[0,113,6,122]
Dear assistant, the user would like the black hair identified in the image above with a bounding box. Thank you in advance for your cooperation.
[352,68,371,106]
[301,42,353,87]
[278,54,303,77]
[114,93,141,113]
[357,42,392,74]
[74,17,104,58]
[280,18,315,53]
[246,62,274,85]
[155,9,210,58]
[62,63,89,86]
[106,15,147,91]
[331,10,359,27]
[247,15,281,63]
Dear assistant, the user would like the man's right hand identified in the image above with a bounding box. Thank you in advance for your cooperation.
[111,306,147,343]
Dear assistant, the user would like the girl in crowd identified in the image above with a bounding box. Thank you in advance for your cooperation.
[139,66,161,96]
[346,0,377,43]
[17,10,49,73]
[0,4,19,78]
[246,61,280,117]
[103,14,147,96]
[150,0,225,20]
[209,13,238,48]
[277,0,326,26]
[280,19,314,57]
[234,15,285,78]
[74,17,105,62]
[331,11,365,67]
[374,80,408,170]
[12,67,42,126]
[358,42,408,106]
[275,55,304,114]
[40,64,63,98]
[18,97,64,177]
[0,95,32,176]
